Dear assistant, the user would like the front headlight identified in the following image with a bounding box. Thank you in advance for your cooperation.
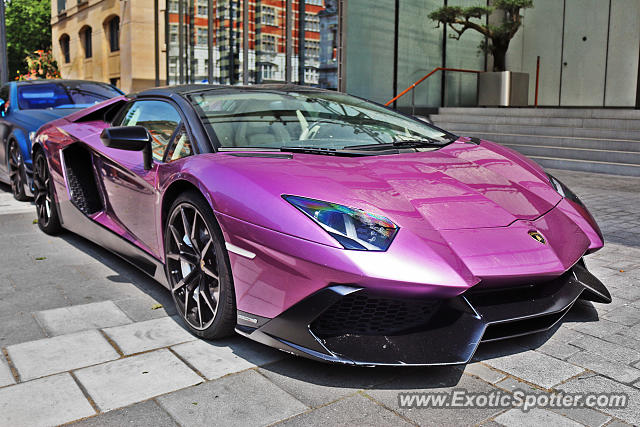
[283,195,399,251]
[547,173,583,206]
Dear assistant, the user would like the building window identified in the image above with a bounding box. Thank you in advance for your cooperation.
[168,0,179,12]
[81,27,92,58]
[261,6,276,26]
[108,17,120,52]
[261,63,277,80]
[57,0,66,13]
[305,40,320,58]
[170,24,178,44]
[197,0,208,17]
[197,27,208,45]
[59,34,70,63]
[305,0,323,5]
[262,35,276,53]
[305,13,320,32]
[305,67,318,82]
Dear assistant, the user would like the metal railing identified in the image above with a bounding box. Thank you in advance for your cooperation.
[386,67,483,115]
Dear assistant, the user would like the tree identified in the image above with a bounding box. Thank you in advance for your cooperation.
[16,49,60,80]
[5,0,52,78]
[428,0,533,72]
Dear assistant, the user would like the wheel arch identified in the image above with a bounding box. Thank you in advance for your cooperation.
[8,129,31,166]
[161,178,218,233]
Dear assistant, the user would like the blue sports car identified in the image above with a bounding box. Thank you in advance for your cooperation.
[0,80,122,200]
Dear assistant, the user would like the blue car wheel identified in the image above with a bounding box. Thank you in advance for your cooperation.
[8,139,28,201]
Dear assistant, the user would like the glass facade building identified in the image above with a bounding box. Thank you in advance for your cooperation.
[166,0,640,110]
[165,0,484,113]
[166,0,338,88]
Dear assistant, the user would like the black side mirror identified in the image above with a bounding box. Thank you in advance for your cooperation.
[100,126,153,170]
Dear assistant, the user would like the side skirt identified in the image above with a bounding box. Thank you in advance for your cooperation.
[58,198,169,289]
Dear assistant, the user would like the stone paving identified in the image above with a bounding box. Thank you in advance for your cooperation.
[0,169,639,427]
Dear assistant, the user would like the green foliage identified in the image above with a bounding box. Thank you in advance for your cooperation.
[428,6,493,23]
[428,6,464,24]
[428,0,534,71]
[461,6,493,20]
[5,0,52,77]
[16,49,61,81]
[493,0,534,15]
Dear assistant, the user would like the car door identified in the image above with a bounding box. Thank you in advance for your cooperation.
[0,84,12,178]
[96,99,182,258]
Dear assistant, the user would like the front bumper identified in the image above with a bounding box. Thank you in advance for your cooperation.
[236,262,610,366]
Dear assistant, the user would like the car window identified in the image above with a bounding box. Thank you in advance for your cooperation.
[165,126,193,162]
[16,82,121,110]
[119,100,181,162]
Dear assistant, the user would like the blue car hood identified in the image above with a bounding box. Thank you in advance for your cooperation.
[11,108,83,131]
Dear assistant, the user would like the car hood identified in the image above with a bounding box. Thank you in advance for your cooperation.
[12,108,82,130]
[202,140,562,233]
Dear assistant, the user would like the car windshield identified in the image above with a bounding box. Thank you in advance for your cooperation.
[17,82,122,110]
[188,90,455,150]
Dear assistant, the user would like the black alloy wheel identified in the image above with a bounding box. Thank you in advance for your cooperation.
[33,150,62,235]
[8,140,28,201]
[165,192,236,339]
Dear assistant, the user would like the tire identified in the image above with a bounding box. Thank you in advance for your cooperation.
[164,191,236,339]
[8,140,28,201]
[33,149,62,235]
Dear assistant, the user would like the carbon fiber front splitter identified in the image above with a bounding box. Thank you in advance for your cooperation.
[235,262,610,366]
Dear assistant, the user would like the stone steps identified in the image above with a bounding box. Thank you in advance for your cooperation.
[433,122,640,141]
[432,114,640,131]
[430,107,640,177]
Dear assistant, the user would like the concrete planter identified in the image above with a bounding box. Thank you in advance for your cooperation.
[478,71,529,106]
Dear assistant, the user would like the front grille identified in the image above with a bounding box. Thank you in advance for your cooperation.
[311,292,440,337]
[466,281,559,307]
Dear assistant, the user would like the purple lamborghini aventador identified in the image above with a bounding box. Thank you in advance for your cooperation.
[32,85,611,365]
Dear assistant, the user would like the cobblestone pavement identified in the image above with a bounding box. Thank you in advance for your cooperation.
[0,169,639,427]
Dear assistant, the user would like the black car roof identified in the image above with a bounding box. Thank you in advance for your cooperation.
[133,83,330,98]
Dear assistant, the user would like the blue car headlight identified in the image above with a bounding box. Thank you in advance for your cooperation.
[283,195,399,251]
[547,173,584,206]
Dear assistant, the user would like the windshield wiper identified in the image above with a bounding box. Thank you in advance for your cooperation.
[280,146,382,157]
[391,137,445,147]
[342,137,455,151]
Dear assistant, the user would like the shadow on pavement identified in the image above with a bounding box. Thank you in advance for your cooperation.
[59,231,176,312]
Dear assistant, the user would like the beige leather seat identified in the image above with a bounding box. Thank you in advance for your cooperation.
[231,98,294,147]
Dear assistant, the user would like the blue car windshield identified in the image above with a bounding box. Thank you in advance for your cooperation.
[17,82,122,110]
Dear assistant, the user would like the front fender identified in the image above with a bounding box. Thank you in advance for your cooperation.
[10,128,32,166]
